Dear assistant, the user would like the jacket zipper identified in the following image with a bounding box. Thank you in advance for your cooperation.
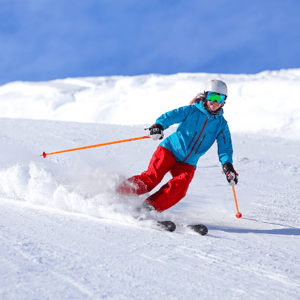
[183,119,208,163]
[187,132,197,149]
[195,135,206,154]
[221,130,226,144]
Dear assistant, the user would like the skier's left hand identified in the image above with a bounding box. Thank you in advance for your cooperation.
[222,162,238,186]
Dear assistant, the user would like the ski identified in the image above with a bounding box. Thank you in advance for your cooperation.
[157,220,176,232]
[135,205,176,232]
[187,224,208,236]
[135,215,176,232]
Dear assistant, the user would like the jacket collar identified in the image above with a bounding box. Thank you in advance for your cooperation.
[195,101,224,118]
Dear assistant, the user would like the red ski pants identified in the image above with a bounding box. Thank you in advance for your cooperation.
[116,146,195,212]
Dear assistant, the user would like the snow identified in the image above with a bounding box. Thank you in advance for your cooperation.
[0,70,300,299]
[1,68,300,138]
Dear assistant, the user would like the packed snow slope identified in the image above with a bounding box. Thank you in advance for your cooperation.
[0,119,300,300]
[1,68,300,138]
[0,70,300,299]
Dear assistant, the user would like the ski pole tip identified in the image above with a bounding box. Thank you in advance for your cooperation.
[236,212,242,218]
[42,152,47,158]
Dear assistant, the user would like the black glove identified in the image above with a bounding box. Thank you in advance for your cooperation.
[223,162,238,186]
[146,124,164,140]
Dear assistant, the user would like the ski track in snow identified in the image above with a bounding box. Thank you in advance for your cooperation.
[0,118,300,299]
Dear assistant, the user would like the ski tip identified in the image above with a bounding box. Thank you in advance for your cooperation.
[236,213,242,218]
[157,221,176,232]
[188,224,208,236]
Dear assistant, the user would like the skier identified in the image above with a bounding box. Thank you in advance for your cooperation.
[116,79,238,212]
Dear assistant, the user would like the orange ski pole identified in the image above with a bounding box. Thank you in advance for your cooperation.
[232,186,242,218]
[40,135,150,158]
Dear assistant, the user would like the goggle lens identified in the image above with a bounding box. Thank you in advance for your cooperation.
[207,92,226,104]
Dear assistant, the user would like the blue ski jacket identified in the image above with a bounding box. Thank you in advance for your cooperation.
[155,101,233,169]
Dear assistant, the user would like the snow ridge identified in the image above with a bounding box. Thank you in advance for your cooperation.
[1,69,300,138]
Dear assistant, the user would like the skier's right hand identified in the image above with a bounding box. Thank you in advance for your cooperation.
[147,124,164,140]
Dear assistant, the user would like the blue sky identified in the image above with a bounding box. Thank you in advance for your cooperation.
[0,0,300,85]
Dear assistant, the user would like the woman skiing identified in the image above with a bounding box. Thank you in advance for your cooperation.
[117,79,238,212]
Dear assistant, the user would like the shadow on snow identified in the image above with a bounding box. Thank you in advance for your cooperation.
[209,226,300,236]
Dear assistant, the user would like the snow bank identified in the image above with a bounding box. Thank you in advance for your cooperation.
[1,69,300,138]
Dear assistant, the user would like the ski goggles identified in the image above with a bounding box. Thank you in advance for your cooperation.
[206,92,226,104]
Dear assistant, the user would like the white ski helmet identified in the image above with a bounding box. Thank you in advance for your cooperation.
[204,79,228,97]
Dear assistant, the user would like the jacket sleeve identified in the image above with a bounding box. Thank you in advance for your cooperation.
[216,121,233,165]
[154,106,192,130]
